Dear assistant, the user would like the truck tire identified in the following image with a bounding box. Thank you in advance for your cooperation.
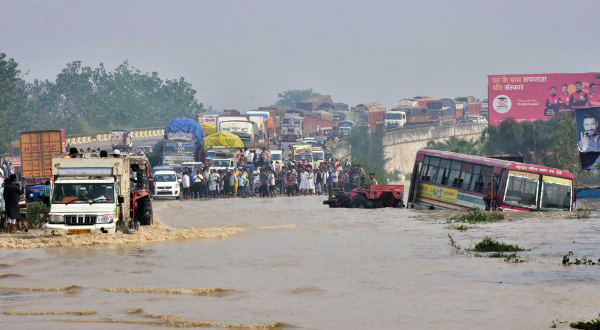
[393,199,405,208]
[351,194,369,209]
[141,198,153,226]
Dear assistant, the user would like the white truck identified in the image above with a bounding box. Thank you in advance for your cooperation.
[46,155,153,235]
[216,115,258,144]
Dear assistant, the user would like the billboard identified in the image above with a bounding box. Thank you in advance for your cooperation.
[488,73,600,125]
[575,107,600,170]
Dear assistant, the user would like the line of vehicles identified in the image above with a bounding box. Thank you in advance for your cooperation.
[384,96,485,129]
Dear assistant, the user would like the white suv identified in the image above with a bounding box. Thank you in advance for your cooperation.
[154,170,180,199]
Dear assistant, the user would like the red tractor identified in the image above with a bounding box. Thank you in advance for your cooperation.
[324,184,405,208]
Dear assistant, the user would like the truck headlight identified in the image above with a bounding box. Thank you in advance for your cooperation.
[49,215,64,223]
[96,215,114,224]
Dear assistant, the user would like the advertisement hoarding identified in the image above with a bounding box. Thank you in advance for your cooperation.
[488,73,600,126]
[575,107,600,170]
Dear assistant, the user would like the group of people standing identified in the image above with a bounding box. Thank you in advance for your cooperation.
[158,149,372,201]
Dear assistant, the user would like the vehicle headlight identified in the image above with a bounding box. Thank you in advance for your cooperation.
[96,215,114,224]
[49,215,64,223]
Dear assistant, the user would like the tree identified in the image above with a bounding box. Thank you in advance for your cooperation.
[26,60,204,134]
[0,53,31,153]
[427,136,482,156]
[275,89,319,109]
[548,114,588,183]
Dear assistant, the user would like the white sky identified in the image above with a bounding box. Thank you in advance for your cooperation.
[2,0,599,111]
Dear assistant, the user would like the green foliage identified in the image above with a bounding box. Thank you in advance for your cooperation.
[449,208,505,224]
[347,125,394,181]
[446,223,477,231]
[562,251,600,266]
[0,53,32,153]
[470,237,528,253]
[26,202,49,229]
[480,118,558,164]
[567,208,592,219]
[25,60,204,135]
[570,314,600,329]
[427,136,482,156]
[275,89,320,109]
[549,114,589,183]
[148,140,165,167]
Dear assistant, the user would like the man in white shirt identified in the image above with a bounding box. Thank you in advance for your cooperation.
[182,171,191,201]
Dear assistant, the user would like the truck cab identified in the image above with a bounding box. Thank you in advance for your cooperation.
[385,111,406,128]
[46,155,152,235]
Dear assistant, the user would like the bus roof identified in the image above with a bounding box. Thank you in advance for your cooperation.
[416,149,574,179]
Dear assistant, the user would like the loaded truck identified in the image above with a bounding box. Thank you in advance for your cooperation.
[216,115,258,143]
[20,129,66,188]
[46,155,153,235]
[351,103,386,132]
[163,118,204,166]
[110,129,133,152]
[323,185,405,208]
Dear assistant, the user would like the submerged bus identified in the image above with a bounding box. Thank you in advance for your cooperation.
[407,149,574,212]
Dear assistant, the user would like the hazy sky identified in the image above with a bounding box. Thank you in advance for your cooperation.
[2,0,600,111]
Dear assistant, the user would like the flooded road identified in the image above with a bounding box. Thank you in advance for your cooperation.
[1,193,600,329]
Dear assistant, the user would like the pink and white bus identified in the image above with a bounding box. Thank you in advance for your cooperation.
[407,149,574,212]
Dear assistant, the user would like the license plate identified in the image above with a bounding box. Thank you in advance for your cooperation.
[68,229,91,234]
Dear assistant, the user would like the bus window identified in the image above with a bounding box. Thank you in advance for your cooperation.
[459,163,474,190]
[434,159,451,185]
[448,161,463,187]
[504,173,539,208]
[540,177,572,211]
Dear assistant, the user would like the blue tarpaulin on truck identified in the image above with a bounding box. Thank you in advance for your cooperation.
[164,118,204,147]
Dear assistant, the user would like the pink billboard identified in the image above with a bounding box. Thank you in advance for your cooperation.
[488,72,600,125]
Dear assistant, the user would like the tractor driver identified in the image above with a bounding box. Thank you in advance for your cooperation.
[369,173,377,185]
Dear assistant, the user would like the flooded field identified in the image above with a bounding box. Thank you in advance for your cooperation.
[1,193,600,329]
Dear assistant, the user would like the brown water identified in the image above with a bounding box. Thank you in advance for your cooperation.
[1,191,600,329]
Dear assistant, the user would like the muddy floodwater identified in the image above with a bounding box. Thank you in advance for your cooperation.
[1,190,600,329]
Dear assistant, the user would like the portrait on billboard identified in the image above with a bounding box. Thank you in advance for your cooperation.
[575,107,600,170]
[488,73,600,126]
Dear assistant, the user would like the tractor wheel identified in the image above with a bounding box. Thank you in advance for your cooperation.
[393,199,405,208]
[351,194,369,209]
[141,198,153,226]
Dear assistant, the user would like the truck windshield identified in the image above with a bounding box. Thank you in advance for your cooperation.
[313,152,324,161]
[271,154,282,161]
[294,155,312,161]
[385,113,403,119]
[212,160,231,167]
[163,143,195,155]
[155,174,177,182]
[53,183,114,204]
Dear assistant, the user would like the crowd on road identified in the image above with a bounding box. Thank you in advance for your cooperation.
[150,149,374,200]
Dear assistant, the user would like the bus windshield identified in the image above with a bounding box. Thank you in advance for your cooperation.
[540,176,572,211]
[503,171,539,209]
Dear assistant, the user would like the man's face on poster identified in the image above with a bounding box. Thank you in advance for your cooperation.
[576,83,582,92]
[562,85,569,94]
[592,85,597,94]
[550,87,556,96]
[584,117,599,137]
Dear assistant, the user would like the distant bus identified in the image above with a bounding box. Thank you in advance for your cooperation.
[406,149,574,212]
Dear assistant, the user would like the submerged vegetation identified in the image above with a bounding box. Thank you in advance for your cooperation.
[469,237,528,253]
[567,209,592,220]
[448,208,505,225]
[570,314,600,329]
[563,252,600,266]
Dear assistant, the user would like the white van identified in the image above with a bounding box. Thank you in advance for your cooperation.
[154,170,180,199]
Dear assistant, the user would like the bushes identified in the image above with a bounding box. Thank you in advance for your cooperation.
[26,202,49,229]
